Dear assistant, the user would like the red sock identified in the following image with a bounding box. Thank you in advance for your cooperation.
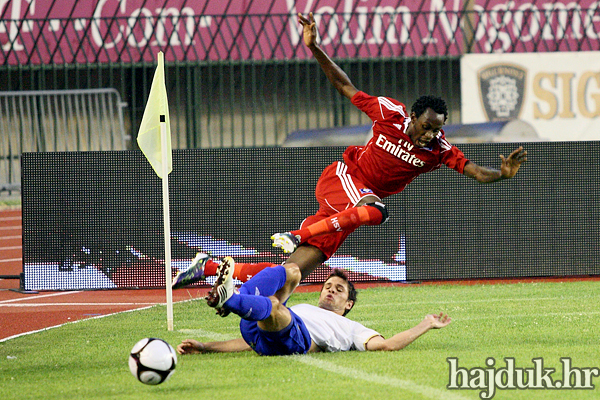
[203,259,274,283]
[291,205,384,243]
[234,263,275,282]
[204,259,219,276]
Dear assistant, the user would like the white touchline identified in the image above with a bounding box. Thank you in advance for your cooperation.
[0,297,202,343]
[458,310,600,321]
[0,302,157,307]
[360,295,600,308]
[360,310,600,327]
[178,328,238,342]
[0,305,155,343]
[192,328,469,400]
[0,291,83,304]
[295,356,470,400]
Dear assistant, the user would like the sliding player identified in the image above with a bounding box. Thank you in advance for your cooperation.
[177,258,451,355]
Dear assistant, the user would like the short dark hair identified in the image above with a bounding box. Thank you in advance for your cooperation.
[323,269,357,316]
[411,95,448,121]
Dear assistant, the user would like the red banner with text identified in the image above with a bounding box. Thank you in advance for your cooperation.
[1,0,599,65]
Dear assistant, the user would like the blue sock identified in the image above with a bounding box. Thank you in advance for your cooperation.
[223,293,272,321]
[223,265,286,321]
[238,265,286,297]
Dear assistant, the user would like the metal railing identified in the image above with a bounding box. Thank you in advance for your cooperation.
[0,89,128,190]
[1,2,598,190]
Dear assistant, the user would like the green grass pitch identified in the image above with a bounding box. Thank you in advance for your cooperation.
[1,280,599,400]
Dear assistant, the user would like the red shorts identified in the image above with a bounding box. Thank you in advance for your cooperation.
[301,162,379,259]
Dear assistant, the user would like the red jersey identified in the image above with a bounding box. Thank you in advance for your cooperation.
[343,91,469,199]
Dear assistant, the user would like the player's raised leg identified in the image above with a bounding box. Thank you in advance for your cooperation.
[272,201,387,253]
[172,252,210,289]
[206,257,236,308]
[208,258,297,323]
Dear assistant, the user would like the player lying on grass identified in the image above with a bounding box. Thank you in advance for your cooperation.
[177,258,450,355]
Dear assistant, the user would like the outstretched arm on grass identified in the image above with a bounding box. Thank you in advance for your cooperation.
[177,338,251,354]
[365,313,451,351]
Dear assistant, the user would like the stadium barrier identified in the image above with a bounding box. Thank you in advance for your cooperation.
[0,89,128,192]
[4,2,599,192]
[20,142,599,291]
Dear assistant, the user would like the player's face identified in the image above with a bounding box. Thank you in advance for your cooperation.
[409,108,445,148]
[317,276,354,316]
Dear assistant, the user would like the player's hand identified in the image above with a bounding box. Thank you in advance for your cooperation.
[298,12,318,48]
[424,313,452,329]
[499,146,528,179]
[177,339,205,355]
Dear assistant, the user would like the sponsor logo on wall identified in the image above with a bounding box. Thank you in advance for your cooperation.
[462,52,600,141]
[478,63,527,121]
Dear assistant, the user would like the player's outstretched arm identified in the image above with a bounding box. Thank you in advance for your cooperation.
[463,146,528,183]
[177,338,251,354]
[365,313,451,351]
[298,12,358,100]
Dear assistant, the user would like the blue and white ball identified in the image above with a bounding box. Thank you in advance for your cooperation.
[128,338,177,385]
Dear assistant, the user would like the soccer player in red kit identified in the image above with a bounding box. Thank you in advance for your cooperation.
[270,13,528,280]
[173,12,528,289]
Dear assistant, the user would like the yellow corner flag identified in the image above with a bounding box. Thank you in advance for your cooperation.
[137,51,172,178]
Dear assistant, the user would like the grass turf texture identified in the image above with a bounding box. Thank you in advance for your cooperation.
[0,196,20,209]
[1,280,599,400]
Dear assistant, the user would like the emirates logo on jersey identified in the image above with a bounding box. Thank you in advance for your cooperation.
[375,134,425,167]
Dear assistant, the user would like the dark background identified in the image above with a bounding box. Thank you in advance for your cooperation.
[21,142,600,289]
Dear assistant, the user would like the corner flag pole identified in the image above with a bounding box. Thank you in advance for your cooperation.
[136,51,174,331]
[160,114,174,331]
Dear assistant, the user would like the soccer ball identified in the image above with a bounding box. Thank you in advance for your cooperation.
[128,338,177,385]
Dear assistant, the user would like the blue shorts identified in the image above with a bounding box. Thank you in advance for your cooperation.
[239,308,312,356]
